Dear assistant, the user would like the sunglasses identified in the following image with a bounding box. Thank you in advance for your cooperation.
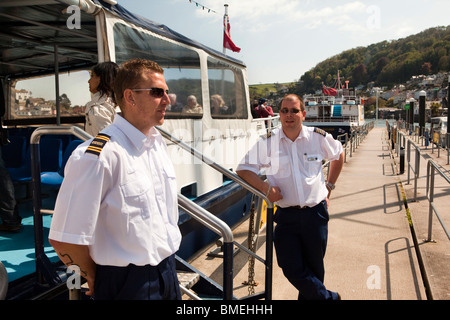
[132,87,169,98]
[280,108,302,114]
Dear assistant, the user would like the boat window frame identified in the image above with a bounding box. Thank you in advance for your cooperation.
[4,69,91,126]
[112,22,204,120]
[207,56,248,120]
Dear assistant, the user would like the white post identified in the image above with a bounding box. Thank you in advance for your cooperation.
[376,88,379,123]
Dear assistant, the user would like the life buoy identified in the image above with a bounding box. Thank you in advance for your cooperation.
[0,261,8,300]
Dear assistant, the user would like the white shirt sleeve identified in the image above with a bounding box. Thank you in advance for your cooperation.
[236,137,270,174]
[49,149,111,245]
[321,133,343,161]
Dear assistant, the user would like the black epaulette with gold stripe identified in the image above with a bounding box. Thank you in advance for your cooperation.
[313,127,327,137]
[85,133,111,156]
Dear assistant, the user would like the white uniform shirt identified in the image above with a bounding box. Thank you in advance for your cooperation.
[237,126,343,208]
[49,114,181,266]
[85,92,117,136]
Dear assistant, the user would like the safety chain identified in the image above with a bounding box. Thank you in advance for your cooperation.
[242,196,258,295]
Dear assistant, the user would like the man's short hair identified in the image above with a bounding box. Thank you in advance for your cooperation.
[114,58,164,109]
[280,94,305,111]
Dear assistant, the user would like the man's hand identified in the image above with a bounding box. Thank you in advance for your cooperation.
[266,185,283,203]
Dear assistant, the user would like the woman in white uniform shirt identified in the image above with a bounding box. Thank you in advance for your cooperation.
[49,59,181,300]
[85,62,119,136]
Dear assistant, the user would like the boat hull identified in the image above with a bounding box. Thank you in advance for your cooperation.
[178,182,253,261]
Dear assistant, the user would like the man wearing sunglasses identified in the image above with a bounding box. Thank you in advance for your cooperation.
[237,94,344,300]
[49,59,182,300]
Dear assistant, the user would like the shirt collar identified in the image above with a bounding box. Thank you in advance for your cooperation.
[279,125,309,142]
[91,91,108,103]
[113,114,160,151]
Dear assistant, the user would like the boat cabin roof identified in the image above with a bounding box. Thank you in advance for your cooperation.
[0,0,245,81]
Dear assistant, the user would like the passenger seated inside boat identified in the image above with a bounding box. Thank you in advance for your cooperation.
[182,95,203,114]
[167,93,183,112]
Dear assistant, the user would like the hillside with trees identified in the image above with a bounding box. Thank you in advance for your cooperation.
[292,26,450,95]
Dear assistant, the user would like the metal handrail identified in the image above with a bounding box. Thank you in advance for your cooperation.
[178,194,233,242]
[177,193,235,300]
[29,126,93,287]
[394,128,450,241]
[157,127,270,202]
[156,126,274,300]
[426,160,450,242]
[395,129,421,201]
[30,125,93,145]
[252,115,281,131]
[337,133,349,162]
[406,138,421,201]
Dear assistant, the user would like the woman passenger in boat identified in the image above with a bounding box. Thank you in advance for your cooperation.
[237,94,344,300]
[85,61,119,136]
[49,59,181,300]
[182,95,203,113]
[210,94,230,115]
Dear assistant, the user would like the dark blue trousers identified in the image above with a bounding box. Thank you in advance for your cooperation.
[0,149,21,227]
[94,254,181,300]
[273,201,339,300]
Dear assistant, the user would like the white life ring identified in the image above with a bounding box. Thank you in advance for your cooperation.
[0,261,8,300]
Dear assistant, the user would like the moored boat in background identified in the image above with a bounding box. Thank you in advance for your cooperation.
[303,72,365,139]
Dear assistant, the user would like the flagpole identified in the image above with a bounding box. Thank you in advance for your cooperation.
[221,4,228,96]
[223,4,228,55]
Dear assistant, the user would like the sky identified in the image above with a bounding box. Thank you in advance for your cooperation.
[117,0,450,85]
[16,0,450,106]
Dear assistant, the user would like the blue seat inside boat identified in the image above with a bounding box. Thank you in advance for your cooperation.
[1,135,26,168]
[3,131,65,183]
[2,135,31,182]
[39,137,63,172]
[41,139,83,187]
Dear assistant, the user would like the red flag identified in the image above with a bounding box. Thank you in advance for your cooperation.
[322,85,337,96]
[223,15,241,53]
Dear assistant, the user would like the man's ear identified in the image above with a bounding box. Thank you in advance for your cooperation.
[123,88,136,106]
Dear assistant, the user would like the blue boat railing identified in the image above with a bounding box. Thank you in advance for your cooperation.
[29,126,92,290]
[28,125,274,301]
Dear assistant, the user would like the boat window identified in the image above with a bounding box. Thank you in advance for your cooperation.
[113,23,203,119]
[207,56,248,119]
[8,71,90,121]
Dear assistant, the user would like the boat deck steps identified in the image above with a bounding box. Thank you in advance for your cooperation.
[177,271,200,290]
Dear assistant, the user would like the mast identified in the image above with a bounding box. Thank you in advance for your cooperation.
[223,4,228,55]
[336,70,341,89]
[221,4,229,95]
[336,70,342,97]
